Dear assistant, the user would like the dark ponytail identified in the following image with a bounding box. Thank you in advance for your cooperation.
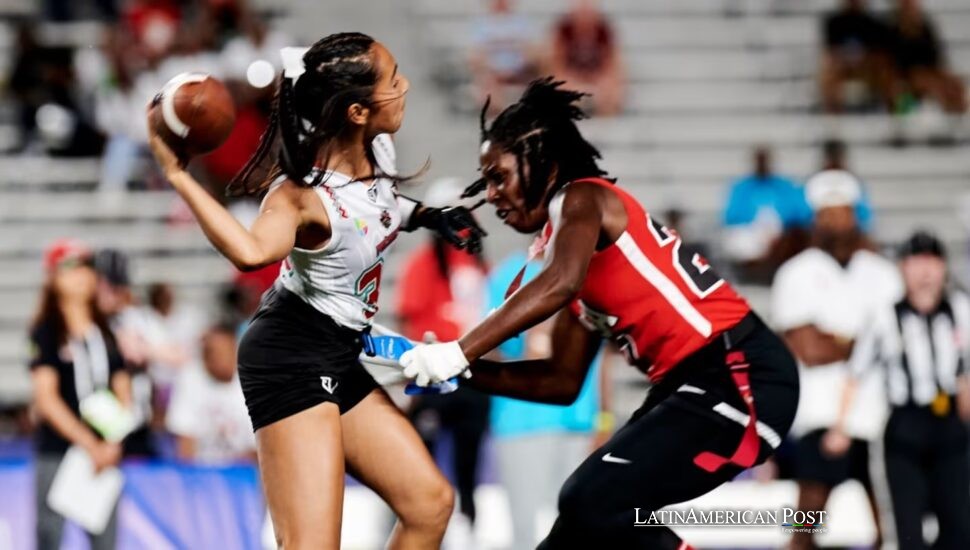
[228,32,407,197]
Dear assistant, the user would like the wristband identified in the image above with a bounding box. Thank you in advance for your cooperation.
[595,411,615,433]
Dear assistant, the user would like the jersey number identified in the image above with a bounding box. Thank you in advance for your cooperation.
[647,216,723,298]
[356,260,383,319]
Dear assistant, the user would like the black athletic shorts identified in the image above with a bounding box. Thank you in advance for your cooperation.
[238,284,379,431]
[795,429,873,489]
[539,313,800,549]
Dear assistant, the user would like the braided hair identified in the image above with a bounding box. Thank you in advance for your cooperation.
[228,32,405,196]
[462,77,607,208]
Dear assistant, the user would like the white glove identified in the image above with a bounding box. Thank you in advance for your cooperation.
[400,341,471,387]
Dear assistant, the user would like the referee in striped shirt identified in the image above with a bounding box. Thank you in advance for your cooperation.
[825,231,970,549]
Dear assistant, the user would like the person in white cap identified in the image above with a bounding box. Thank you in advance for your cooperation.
[771,169,903,550]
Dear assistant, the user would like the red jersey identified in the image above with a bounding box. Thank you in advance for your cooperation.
[549,178,751,382]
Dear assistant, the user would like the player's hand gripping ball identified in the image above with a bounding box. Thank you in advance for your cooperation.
[148,73,235,161]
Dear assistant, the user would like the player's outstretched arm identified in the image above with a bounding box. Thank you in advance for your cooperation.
[459,183,603,361]
[466,309,601,404]
[148,120,303,272]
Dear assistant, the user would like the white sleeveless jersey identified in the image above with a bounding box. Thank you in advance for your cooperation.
[277,134,416,331]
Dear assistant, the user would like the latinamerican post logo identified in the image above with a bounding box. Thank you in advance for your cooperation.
[634,508,828,534]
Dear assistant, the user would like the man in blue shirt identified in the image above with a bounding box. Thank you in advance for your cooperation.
[723,146,813,283]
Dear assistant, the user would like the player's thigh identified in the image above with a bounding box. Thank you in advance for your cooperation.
[256,402,345,549]
[558,401,744,521]
[341,389,454,522]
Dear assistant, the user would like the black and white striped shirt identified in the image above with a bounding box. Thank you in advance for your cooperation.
[850,291,970,407]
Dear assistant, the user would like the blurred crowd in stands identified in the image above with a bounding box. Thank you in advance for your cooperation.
[469,0,625,116]
[721,139,874,285]
[8,0,288,194]
[821,0,966,119]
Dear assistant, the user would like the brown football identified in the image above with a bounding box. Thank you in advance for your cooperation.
[150,73,235,156]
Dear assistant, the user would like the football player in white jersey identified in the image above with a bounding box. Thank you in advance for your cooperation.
[148,33,484,550]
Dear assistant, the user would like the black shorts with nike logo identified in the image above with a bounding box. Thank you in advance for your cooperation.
[539,313,799,549]
[238,284,379,431]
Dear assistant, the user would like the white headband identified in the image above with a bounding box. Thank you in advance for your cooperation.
[280,47,309,81]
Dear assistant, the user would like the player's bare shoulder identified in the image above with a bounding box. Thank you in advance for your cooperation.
[557,179,625,240]
[260,178,327,224]
[555,180,605,219]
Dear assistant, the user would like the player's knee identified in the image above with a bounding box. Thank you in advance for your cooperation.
[398,476,454,532]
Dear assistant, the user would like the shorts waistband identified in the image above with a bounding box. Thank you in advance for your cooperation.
[653,312,765,394]
[260,284,367,342]
[721,312,762,350]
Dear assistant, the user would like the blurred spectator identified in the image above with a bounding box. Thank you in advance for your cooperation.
[8,22,104,156]
[94,249,156,457]
[219,7,291,82]
[550,0,625,117]
[396,179,491,544]
[45,0,118,21]
[123,0,183,66]
[202,3,289,190]
[145,283,205,363]
[8,22,50,147]
[886,0,967,116]
[141,283,203,409]
[29,239,131,550]
[94,26,151,192]
[827,231,970,549]
[819,0,894,112]
[469,0,545,112]
[485,250,610,550]
[218,282,261,334]
[771,170,903,550]
[722,146,812,284]
[166,325,254,465]
[819,139,873,231]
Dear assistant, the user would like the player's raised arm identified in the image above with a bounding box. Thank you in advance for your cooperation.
[147,122,304,272]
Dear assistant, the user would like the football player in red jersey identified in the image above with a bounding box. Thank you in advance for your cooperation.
[401,79,800,549]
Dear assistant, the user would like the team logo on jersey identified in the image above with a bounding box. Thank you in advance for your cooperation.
[320,376,338,394]
[380,209,392,229]
[354,218,369,236]
[367,185,379,202]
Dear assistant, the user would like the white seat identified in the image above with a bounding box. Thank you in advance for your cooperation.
[627,81,815,112]
[0,157,101,187]
[0,191,180,221]
[603,146,970,180]
[0,222,212,254]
